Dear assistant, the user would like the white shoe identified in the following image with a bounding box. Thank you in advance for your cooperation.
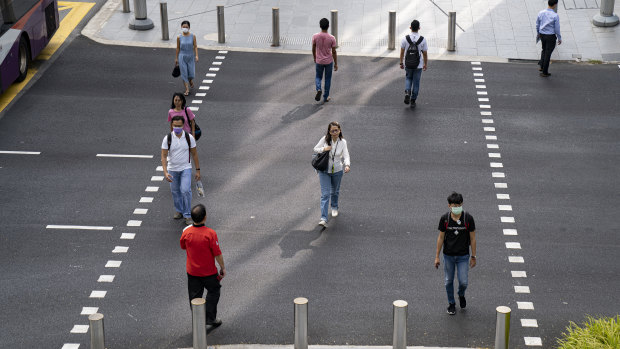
[319,219,327,227]
[331,208,338,217]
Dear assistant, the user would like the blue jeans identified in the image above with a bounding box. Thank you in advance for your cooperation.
[318,170,343,221]
[169,168,192,218]
[315,62,334,101]
[405,68,423,100]
[443,254,469,304]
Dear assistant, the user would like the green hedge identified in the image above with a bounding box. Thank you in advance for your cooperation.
[557,315,620,349]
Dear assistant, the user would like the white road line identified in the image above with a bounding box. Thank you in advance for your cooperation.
[120,233,135,239]
[503,228,518,235]
[471,61,481,65]
[127,220,141,227]
[482,119,494,123]
[517,301,534,309]
[206,73,216,77]
[501,216,515,223]
[105,260,122,268]
[490,162,503,168]
[514,285,530,293]
[46,225,113,230]
[475,79,485,83]
[151,176,164,181]
[61,344,80,349]
[89,290,107,298]
[96,154,153,158]
[484,127,496,132]
[0,150,41,155]
[209,67,220,71]
[497,193,510,199]
[492,172,505,178]
[521,319,539,327]
[475,84,486,88]
[489,153,501,158]
[133,208,148,215]
[212,61,222,65]
[480,104,491,108]
[506,242,521,249]
[215,56,225,59]
[472,67,482,70]
[511,271,527,277]
[524,337,542,346]
[486,135,497,140]
[70,325,89,333]
[191,100,203,104]
[189,106,199,111]
[145,186,159,192]
[481,111,493,116]
[139,197,153,203]
[199,86,209,90]
[196,93,207,97]
[98,275,115,282]
[112,246,129,253]
[156,166,163,171]
[473,73,484,76]
[202,80,213,84]
[81,307,98,315]
[494,183,507,188]
[487,144,499,148]
[218,50,228,54]
[478,98,489,102]
[509,256,525,263]
[477,91,488,95]
[498,205,513,211]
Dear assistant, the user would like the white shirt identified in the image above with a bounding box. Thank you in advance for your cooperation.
[161,131,196,171]
[314,137,351,173]
[400,32,428,69]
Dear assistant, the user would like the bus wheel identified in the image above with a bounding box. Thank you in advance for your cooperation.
[16,36,30,82]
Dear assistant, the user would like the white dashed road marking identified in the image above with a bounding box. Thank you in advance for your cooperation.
[89,291,106,298]
[70,325,89,334]
[105,260,122,268]
[97,275,115,282]
[80,307,98,315]
[510,256,525,263]
[0,150,41,155]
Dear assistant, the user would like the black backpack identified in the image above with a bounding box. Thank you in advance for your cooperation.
[404,35,424,69]
[167,132,192,163]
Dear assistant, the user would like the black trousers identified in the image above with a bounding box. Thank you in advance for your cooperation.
[187,273,221,323]
[538,34,557,74]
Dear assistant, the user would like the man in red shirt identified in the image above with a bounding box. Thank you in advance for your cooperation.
[180,204,226,329]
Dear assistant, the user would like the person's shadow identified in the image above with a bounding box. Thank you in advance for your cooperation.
[278,226,326,258]
[281,104,323,123]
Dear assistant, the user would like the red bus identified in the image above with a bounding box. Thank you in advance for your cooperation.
[0,0,58,92]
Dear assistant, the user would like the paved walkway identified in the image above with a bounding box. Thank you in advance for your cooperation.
[83,0,620,62]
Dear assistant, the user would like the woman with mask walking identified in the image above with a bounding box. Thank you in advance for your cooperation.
[168,92,196,138]
[313,121,351,227]
[175,20,199,96]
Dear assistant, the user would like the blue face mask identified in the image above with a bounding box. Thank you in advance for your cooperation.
[173,127,183,135]
[451,206,463,215]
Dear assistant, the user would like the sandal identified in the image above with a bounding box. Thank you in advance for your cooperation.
[184,91,190,96]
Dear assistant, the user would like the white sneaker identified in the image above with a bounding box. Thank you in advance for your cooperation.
[331,208,338,217]
[319,219,327,227]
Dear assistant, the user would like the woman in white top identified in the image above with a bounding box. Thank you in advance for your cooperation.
[313,121,351,227]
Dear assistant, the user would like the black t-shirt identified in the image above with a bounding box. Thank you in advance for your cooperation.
[438,212,476,256]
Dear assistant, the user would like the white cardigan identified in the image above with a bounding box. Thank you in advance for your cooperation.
[313,137,351,173]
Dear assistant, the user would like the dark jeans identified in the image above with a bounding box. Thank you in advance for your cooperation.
[538,34,557,74]
[188,273,221,323]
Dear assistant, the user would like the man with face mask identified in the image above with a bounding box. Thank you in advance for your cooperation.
[161,115,201,225]
[434,192,477,315]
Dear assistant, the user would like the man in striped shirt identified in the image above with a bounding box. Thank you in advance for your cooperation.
[536,0,562,77]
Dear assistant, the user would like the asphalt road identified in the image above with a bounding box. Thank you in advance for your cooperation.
[0,36,619,349]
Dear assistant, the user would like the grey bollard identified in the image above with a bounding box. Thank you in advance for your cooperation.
[217,5,225,44]
[392,300,407,349]
[593,0,619,27]
[160,2,169,40]
[447,12,456,51]
[272,8,280,47]
[89,313,105,349]
[388,11,396,50]
[129,0,154,30]
[192,298,207,349]
[294,297,308,349]
[331,10,338,48]
[494,306,511,349]
[122,0,130,13]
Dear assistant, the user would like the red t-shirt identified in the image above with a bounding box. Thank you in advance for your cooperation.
[180,225,222,277]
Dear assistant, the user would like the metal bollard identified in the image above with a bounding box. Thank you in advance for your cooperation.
[593,0,619,26]
[217,5,225,44]
[192,298,208,349]
[494,306,511,349]
[331,10,338,48]
[388,11,396,50]
[272,7,280,46]
[392,300,407,349]
[89,313,105,349]
[447,12,456,51]
[294,297,308,349]
[122,0,130,13]
[160,2,169,40]
[129,0,154,30]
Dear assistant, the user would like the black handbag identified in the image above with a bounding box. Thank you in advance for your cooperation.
[172,65,180,78]
[185,107,201,140]
[312,151,329,171]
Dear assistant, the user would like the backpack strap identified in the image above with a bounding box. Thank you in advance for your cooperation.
[184,107,193,129]
[405,35,413,45]
[167,133,172,149]
[415,36,424,45]
[184,132,191,162]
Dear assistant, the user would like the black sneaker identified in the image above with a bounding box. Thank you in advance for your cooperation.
[540,72,551,77]
[410,99,416,108]
[459,296,466,309]
[206,318,222,326]
[404,94,410,104]
[447,303,456,315]
[315,90,322,101]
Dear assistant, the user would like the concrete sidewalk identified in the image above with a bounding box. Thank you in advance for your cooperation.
[83,0,620,62]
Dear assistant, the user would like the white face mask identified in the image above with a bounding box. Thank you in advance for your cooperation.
[182,28,189,33]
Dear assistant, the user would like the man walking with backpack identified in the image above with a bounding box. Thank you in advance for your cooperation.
[161,115,201,225]
[399,20,428,108]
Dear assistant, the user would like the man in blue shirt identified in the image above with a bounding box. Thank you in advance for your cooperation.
[536,0,562,77]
